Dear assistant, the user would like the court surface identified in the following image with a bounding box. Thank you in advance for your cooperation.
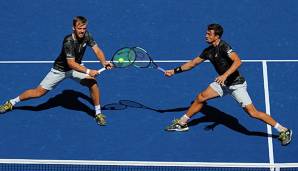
[0,0,297,169]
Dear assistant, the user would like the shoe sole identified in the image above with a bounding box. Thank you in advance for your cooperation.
[165,127,189,132]
[95,118,106,126]
[96,121,107,126]
[0,109,12,114]
[0,106,13,114]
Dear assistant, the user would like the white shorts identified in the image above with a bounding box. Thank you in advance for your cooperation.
[40,68,89,90]
[210,81,252,108]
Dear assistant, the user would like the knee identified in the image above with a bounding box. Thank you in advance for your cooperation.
[195,93,207,103]
[80,78,98,88]
[34,87,47,97]
[245,107,260,118]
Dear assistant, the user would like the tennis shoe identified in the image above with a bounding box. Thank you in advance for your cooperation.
[0,101,13,114]
[278,129,292,146]
[165,119,189,132]
[95,113,107,126]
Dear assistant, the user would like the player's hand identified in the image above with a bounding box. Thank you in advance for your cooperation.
[104,61,113,70]
[215,75,227,86]
[89,69,99,77]
[165,69,175,77]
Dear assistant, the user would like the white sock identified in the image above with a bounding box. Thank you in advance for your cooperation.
[179,114,190,125]
[95,105,101,115]
[274,123,287,132]
[9,97,20,106]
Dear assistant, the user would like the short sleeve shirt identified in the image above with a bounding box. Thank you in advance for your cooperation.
[53,31,97,72]
[200,40,245,86]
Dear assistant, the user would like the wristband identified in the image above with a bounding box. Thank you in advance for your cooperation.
[86,69,90,75]
[174,66,183,74]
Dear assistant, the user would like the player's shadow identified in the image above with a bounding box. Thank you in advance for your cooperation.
[188,105,278,138]
[103,100,278,138]
[14,90,277,138]
[14,90,130,117]
[14,90,128,117]
[14,89,95,117]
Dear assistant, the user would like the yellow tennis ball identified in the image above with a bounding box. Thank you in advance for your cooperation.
[118,58,124,63]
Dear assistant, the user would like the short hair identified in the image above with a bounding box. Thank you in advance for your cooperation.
[73,16,88,27]
[208,24,224,38]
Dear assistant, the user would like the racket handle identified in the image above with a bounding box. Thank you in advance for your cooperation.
[97,67,106,74]
[157,67,166,72]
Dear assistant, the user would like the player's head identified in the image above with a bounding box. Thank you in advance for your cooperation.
[72,16,88,39]
[205,24,223,44]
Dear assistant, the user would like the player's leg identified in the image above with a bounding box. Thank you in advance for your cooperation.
[230,82,292,146]
[244,104,292,146]
[18,86,48,101]
[0,86,49,113]
[244,104,277,127]
[165,83,220,132]
[80,78,100,105]
[230,82,285,129]
[185,85,220,118]
[0,68,64,114]
[72,70,106,126]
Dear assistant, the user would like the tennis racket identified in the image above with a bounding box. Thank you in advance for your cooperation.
[97,47,136,74]
[131,47,165,73]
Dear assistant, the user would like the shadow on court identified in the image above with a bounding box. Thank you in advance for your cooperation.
[14,89,95,117]
[105,100,278,138]
[14,90,277,138]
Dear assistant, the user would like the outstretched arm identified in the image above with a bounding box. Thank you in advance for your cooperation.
[165,56,205,77]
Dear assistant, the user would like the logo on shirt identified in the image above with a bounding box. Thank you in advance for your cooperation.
[227,49,233,54]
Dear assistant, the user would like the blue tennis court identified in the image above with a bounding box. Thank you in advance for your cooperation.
[0,0,297,170]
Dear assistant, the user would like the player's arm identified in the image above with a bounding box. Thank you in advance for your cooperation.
[180,56,205,71]
[67,58,98,77]
[64,40,98,77]
[92,44,112,69]
[215,52,242,85]
[165,56,205,77]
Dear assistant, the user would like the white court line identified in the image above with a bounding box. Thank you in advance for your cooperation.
[0,159,298,168]
[262,61,275,169]
[1,59,298,64]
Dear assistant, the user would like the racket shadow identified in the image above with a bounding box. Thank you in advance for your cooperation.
[14,89,95,118]
[103,100,278,138]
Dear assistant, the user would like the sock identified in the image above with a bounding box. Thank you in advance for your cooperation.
[179,114,190,125]
[274,123,287,132]
[95,105,101,115]
[9,97,20,106]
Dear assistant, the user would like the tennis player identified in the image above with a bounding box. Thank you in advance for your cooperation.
[164,24,292,146]
[0,16,112,126]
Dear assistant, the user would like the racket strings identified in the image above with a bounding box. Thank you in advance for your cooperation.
[111,48,135,68]
[132,47,152,68]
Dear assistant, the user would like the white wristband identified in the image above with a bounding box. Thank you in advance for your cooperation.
[86,69,90,75]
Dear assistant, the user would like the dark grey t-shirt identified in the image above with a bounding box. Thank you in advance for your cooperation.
[200,40,245,86]
[53,31,97,72]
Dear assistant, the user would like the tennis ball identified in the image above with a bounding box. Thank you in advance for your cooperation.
[118,58,124,63]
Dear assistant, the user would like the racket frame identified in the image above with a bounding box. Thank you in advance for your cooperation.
[131,46,165,72]
[97,47,135,74]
